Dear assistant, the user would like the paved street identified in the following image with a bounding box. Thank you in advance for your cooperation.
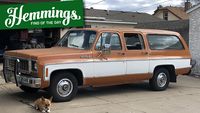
[0,63,200,113]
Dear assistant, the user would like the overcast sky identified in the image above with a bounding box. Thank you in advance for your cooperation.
[84,0,191,14]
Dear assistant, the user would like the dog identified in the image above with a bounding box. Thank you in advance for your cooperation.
[34,96,53,113]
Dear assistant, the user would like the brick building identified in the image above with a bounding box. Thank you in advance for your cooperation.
[187,3,200,75]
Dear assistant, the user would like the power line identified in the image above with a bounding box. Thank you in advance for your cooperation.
[94,0,173,17]
[86,0,106,7]
[136,0,173,11]
[86,0,176,16]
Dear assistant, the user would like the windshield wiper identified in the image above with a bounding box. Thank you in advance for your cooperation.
[69,44,79,48]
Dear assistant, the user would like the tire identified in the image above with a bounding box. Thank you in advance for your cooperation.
[149,68,170,91]
[49,72,78,102]
[20,86,39,93]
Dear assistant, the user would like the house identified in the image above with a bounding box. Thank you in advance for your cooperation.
[187,3,200,75]
[153,1,191,21]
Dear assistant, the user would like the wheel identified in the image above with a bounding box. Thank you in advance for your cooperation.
[49,72,78,102]
[149,68,170,91]
[20,86,39,93]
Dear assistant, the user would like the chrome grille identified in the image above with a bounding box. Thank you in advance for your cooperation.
[19,59,29,72]
[6,58,15,71]
[4,57,30,74]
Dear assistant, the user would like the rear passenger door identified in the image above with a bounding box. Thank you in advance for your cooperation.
[124,33,150,77]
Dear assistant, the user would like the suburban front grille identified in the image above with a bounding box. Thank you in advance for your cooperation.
[6,58,15,71]
[4,57,30,74]
[19,59,29,72]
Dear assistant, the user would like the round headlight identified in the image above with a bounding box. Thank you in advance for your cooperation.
[32,61,38,71]
[34,62,37,70]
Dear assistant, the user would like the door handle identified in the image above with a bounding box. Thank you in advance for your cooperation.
[142,52,148,55]
[118,52,125,56]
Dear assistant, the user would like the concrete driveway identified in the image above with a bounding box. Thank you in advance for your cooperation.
[0,64,200,113]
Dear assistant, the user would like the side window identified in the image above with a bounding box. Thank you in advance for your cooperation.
[96,33,122,50]
[110,34,122,50]
[124,33,144,50]
[96,32,111,50]
[147,35,184,50]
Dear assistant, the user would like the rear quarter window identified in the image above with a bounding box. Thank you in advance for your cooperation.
[147,34,184,50]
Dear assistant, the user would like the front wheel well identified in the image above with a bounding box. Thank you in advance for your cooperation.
[153,65,176,82]
[50,69,83,86]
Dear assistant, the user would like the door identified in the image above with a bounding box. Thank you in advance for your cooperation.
[124,33,150,79]
[92,32,126,85]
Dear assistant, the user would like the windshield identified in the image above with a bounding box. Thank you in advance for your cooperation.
[56,30,97,50]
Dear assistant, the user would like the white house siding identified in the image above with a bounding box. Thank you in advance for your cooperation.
[168,12,180,20]
[154,11,180,21]
[154,11,163,19]
[189,8,200,75]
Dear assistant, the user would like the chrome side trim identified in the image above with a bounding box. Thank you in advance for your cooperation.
[44,58,190,66]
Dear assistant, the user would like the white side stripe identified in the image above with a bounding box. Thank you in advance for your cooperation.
[44,58,191,81]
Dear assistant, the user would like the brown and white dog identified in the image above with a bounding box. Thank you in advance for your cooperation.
[34,96,53,113]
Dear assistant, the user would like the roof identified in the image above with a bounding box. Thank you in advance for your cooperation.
[154,6,189,20]
[85,8,164,24]
[136,20,189,30]
[71,28,179,35]
[85,20,137,25]
[187,3,200,13]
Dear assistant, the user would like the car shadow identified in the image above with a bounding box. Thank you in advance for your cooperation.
[7,82,151,103]
[76,82,151,98]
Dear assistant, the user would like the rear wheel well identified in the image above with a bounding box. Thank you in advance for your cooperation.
[154,65,176,82]
[50,69,83,86]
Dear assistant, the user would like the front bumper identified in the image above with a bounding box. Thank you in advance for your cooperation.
[3,70,41,88]
[16,75,41,88]
[3,56,41,88]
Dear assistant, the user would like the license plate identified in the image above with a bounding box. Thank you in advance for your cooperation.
[20,77,29,84]
[4,70,16,83]
[10,75,16,83]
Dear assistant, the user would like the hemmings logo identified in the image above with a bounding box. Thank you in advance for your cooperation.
[0,1,84,30]
[5,6,81,28]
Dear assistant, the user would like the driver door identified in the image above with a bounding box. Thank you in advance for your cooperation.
[92,32,126,86]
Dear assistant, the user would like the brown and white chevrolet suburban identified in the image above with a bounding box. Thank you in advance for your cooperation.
[3,28,192,102]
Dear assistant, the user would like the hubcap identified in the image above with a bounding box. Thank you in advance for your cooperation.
[157,72,167,87]
[57,78,73,97]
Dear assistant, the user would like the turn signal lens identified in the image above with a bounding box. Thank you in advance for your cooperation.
[46,68,48,77]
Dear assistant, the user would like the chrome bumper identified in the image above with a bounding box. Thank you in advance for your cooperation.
[3,56,41,88]
[16,75,41,88]
[4,71,41,88]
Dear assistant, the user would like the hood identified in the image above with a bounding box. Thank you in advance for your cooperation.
[5,47,91,60]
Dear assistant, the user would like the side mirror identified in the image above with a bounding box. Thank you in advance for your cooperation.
[102,44,111,55]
